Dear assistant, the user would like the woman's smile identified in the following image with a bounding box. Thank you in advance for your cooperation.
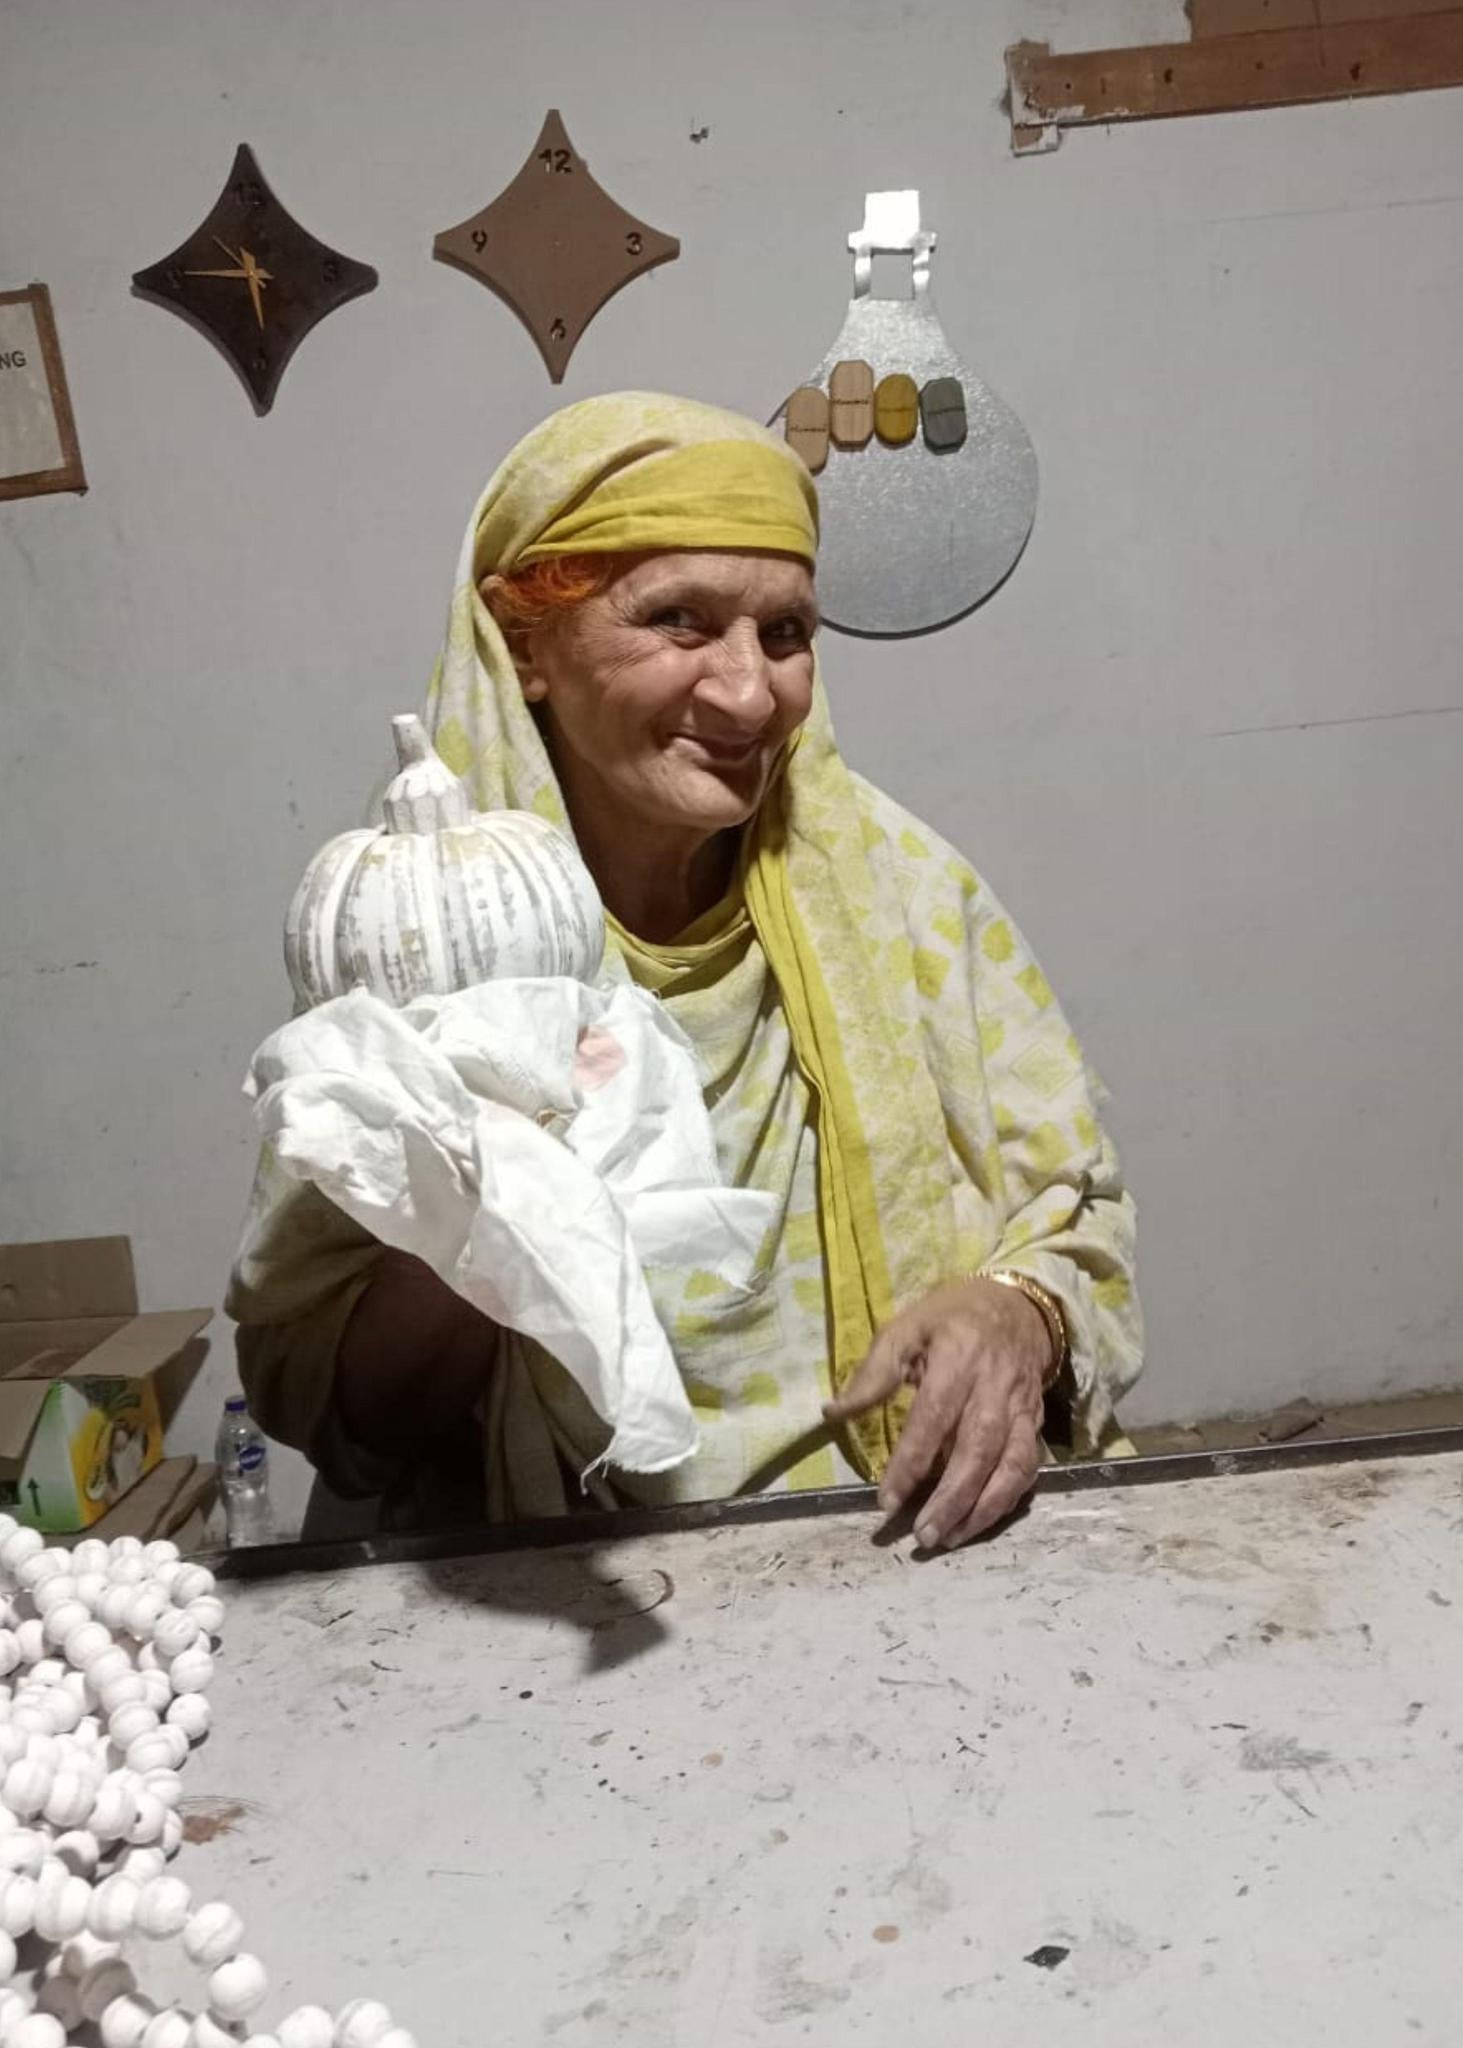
[671,730,765,768]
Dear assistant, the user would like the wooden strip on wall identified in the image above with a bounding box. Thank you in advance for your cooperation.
[1008,13,1463,129]
[1189,0,1462,37]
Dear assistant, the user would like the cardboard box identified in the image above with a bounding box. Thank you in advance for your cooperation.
[0,1237,211,1533]
[66,1454,220,1549]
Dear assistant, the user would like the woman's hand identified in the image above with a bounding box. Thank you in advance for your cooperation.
[823,1277,1051,1550]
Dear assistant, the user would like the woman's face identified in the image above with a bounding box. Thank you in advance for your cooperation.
[508,550,818,845]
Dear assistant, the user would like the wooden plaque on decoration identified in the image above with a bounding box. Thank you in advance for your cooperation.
[433,111,679,382]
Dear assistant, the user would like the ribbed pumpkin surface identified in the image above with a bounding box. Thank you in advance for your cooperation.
[285,810,604,1008]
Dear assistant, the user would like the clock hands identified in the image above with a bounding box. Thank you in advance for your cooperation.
[182,236,274,329]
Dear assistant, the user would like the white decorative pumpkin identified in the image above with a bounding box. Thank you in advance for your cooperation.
[284,715,604,1008]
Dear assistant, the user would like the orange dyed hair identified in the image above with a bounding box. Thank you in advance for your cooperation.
[490,553,619,635]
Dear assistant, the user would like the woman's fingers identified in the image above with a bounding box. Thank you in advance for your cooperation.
[907,1368,1011,1546]
[930,1423,1042,1552]
[821,1316,920,1424]
[869,1330,973,1520]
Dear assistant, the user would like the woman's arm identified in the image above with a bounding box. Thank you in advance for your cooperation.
[970,920,1143,1454]
[827,805,1143,1543]
[895,828,1144,1449]
[334,1249,497,1462]
[228,1147,497,1487]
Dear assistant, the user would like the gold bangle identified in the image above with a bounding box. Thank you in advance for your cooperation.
[981,1269,1069,1391]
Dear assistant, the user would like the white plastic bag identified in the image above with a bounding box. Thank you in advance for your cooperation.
[245,981,774,1474]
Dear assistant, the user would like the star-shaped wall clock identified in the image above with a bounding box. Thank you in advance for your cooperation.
[132,144,378,413]
[433,111,679,382]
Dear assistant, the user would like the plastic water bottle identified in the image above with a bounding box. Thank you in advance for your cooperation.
[215,1396,272,1547]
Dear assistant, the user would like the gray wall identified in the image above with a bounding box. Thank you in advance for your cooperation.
[3,0,1461,1528]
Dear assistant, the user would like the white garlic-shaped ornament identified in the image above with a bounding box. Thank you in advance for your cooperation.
[152,1612,198,1662]
[128,1731,177,1776]
[182,1901,244,1968]
[33,1872,91,1942]
[334,2001,392,2048]
[158,1725,192,1769]
[11,2015,68,2048]
[167,1649,213,1697]
[125,1789,168,1845]
[277,2009,335,2048]
[207,1954,268,2022]
[165,1695,211,1744]
[64,1621,113,1671]
[89,1873,140,1938]
[140,1669,173,1714]
[100,1994,158,2048]
[133,1875,191,1938]
[110,1703,159,1750]
[189,2016,240,2048]
[186,1596,225,1640]
[0,1871,38,1935]
[169,1567,214,1608]
[0,1827,43,1872]
[141,1768,182,1811]
[284,714,605,1007]
[141,2008,192,2048]
[99,1673,148,1715]
[88,1647,132,1694]
[3,1759,52,1818]
[42,1769,94,1830]
[124,1589,169,1641]
[0,1529,44,1574]
[90,1782,136,1843]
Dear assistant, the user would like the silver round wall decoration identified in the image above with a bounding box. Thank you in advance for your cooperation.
[772,191,1037,638]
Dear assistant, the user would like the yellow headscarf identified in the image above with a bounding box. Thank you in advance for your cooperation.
[425,392,964,1479]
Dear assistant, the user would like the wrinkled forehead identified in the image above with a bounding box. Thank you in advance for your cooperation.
[606,548,818,610]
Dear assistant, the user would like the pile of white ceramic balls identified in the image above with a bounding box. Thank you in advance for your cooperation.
[0,1517,418,2048]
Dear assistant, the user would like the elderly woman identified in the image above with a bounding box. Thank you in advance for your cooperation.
[229,393,1142,1548]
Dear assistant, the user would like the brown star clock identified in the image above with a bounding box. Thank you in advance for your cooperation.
[131,145,378,413]
[433,112,679,382]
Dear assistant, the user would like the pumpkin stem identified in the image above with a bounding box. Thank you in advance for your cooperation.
[382,710,472,833]
[392,714,431,771]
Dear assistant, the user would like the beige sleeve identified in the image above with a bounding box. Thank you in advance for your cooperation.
[965,895,1145,1453]
[225,1143,384,1458]
[861,777,1145,1452]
